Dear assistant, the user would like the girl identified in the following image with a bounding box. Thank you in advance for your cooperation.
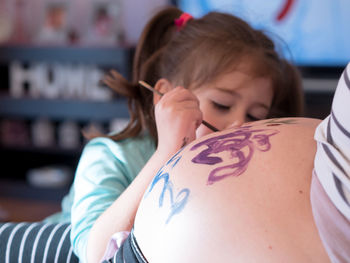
[69,6,304,263]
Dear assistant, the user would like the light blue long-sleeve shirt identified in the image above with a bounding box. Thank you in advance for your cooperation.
[45,133,155,262]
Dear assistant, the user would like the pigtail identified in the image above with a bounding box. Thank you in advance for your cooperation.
[268,60,304,118]
[254,30,304,118]
[127,6,182,143]
[280,60,304,116]
[133,7,182,85]
[84,7,183,143]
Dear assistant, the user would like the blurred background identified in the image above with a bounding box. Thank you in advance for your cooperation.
[0,0,349,222]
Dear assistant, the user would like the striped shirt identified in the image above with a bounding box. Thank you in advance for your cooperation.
[0,222,79,263]
[312,63,350,262]
[314,63,350,220]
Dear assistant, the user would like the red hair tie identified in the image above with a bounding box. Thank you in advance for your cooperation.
[174,13,193,31]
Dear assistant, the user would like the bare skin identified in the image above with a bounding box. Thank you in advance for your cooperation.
[134,118,330,263]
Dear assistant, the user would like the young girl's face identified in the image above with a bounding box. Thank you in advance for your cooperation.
[192,69,273,139]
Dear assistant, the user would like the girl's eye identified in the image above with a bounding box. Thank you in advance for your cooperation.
[212,101,231,111]
[246,114,262,122]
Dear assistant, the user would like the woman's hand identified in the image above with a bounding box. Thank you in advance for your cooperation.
[155,86,203,158]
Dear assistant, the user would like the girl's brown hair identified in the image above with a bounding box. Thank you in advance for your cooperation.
[99,6,304,144]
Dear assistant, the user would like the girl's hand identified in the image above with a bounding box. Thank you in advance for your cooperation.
[154,86,203,158]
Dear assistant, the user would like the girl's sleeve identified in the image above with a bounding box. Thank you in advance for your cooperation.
[70,139,131,263]
[312,63,350,261]
[100,231,130,262]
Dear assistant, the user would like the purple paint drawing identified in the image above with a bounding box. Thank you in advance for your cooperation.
[190,126,279,185]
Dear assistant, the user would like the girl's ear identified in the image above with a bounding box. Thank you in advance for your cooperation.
[153,78,172,104]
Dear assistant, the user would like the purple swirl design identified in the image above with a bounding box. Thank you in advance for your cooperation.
[190,126,279,185]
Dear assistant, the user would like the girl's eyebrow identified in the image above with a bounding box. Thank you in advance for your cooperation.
[214,87,241,98]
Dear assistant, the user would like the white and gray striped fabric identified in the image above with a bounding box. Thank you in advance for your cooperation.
[314,63,350,220]
[0,222,79,263]
[312,63,350,262]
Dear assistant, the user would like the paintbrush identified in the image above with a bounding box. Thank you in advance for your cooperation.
[138,80,219,132]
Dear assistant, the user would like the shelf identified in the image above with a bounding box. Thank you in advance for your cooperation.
[0,179,70,202]
[304,91,333,119]
[0,196,61,222]
[0,45,133,65]
[302,78,338,93]
[0,45,134,78]
[0,146,80,178]
[0,96,129,122]
[299,65,345,79]
[0,144,82,157]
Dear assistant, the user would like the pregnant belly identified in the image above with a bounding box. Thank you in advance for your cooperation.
[134,118,329,262]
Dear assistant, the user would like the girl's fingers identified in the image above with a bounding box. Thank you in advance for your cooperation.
[155,108,202,153]
[154,85,204,154]
[159,86,200,105]
[156,87,200,117]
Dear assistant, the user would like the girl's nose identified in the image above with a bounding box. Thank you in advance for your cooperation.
[226,120,244,130]
[225,111,245,130]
